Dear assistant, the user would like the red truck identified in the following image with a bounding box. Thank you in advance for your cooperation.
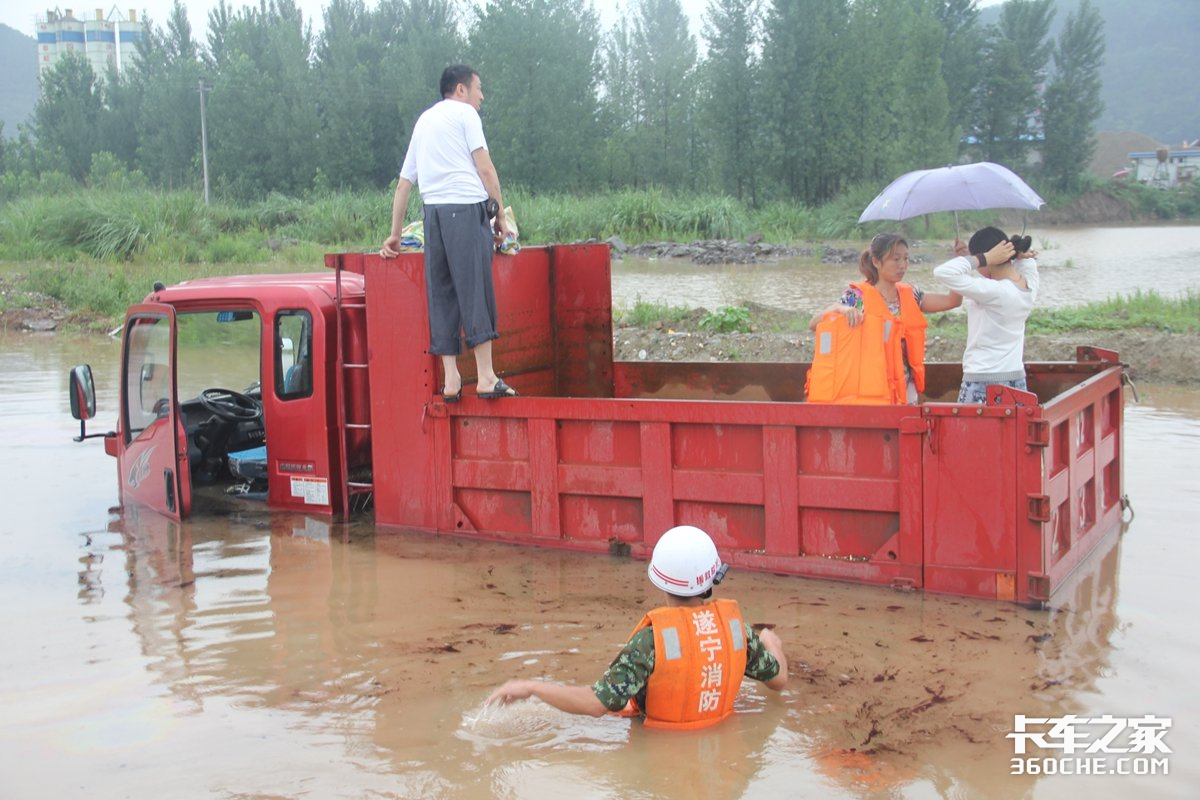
[69,244,1128,605]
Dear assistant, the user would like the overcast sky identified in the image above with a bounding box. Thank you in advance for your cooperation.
[2,0,1004,44]
[1,0,708,40]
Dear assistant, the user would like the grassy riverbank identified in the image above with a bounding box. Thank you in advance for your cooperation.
[0,186,902,261]
[3,180,1198,264]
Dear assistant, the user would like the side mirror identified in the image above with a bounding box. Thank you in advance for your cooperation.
[69,364,96,421]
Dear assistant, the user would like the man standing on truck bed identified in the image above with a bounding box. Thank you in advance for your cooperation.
[380,64,517,401]
[486,525,789,729]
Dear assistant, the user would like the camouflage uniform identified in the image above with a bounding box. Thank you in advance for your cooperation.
[591,622,781,713]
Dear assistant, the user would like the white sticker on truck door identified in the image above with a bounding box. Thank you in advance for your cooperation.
[290,476,330,506]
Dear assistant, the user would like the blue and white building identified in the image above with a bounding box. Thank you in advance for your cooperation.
[1127,144,1200,187]
[36,8,143,81]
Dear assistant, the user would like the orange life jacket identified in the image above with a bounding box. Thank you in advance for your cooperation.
[619,599,748,730]
[805,281,927,404]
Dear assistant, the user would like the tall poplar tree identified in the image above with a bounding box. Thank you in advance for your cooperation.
[971,0,1054,166]
[205,0,319,197]
[1042,0,1105,192]
[469,0,601,192]
[699,0,760,200]
[630,0,697,189]
[933,0,983,148]
[96,63,143,171]
[134,0,203,189]
[889,1,954,173]
[597,16,641,188]
[376,0,466,186]
[312,0,378,189]
[33,52,101,181]
[760,0,850,203]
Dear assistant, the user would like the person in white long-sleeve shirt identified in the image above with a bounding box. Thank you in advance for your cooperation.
[933,226,1040,404]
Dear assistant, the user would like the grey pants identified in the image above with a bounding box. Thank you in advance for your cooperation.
[423,202,497,355]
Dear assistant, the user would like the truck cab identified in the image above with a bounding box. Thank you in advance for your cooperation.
[71,272,370,520]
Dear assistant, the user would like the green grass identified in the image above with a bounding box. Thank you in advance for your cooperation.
[4,180,1198,263]
[0,188,387,263]
[614,296,691,327]
[925,290,1200,336]
[19,259,324,324]
[1028,289,1200,334]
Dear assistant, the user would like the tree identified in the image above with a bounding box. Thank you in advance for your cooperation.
[135,0,203,189]
[205,0,319,197]
[970,0,1054,166]
[312,0,379,189]
[889,1,955,173]
[96,62,143,170]
[375,0,466,187]
[699,0,760,200]
[630,0,698,189]
[760,0,851,203]
[469,0,601,192]
[597,15,641,188]
[33,52,102,181]
[843,0,911,184]
[1041,0,1105,192]
[933,0,984,148]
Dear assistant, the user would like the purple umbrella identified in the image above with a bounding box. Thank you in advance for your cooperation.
[858,162,1045,238]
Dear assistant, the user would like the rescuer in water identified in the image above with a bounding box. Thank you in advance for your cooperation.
[380,64,517,401]
[806,233,961,404]
[486,525,788,729]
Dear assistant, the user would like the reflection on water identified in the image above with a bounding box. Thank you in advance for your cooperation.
[2,318,1199,797]
[612,225,1200,313]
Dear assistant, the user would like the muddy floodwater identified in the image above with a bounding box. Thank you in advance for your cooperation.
[2,340,1197,798]
[3,221,1199,799]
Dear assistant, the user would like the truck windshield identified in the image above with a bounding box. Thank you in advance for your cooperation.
[176,310,262,401]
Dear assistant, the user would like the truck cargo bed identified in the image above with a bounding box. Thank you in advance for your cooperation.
[331,245,1125,604]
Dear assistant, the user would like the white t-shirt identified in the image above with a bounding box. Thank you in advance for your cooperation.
[398,99,489,204]
[933,255,1040,380]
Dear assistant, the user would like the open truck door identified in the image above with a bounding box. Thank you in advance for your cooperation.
[119,304,192,520]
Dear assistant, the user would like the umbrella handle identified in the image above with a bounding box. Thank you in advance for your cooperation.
[954,211,960,242]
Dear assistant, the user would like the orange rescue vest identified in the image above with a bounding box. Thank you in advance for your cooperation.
[805,281,927,404]
[620,599,748,730]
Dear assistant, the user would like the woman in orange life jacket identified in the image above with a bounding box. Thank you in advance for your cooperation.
[485,526,788,730]
[807,233,962,404]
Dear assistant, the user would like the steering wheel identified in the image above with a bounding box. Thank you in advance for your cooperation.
[199,387,262,422]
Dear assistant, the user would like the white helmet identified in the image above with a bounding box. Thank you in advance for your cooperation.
[648,525,726,596]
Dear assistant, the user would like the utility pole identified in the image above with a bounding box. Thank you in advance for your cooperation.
[198,79,211,205]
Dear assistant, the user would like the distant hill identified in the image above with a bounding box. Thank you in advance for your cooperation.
[0,24,38,139]
[980,0,1199,145]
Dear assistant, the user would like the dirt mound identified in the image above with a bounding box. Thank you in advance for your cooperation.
[0,275,70,332]
[1089,130,1160,177]
[1031,190,1137,225]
